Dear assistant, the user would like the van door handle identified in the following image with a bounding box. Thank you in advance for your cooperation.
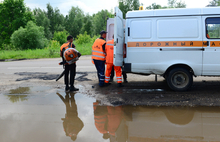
[128,27,130,36]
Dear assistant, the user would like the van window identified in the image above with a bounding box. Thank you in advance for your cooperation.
[206,17,220,39]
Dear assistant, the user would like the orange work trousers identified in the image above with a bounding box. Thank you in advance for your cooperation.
[105,63,122,83]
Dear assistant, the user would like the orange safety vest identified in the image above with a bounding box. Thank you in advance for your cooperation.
[92,38,106,61]
[105,39,114,64]
[60,42,73,57]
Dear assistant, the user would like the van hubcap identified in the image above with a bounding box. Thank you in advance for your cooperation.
[172,72,189,88]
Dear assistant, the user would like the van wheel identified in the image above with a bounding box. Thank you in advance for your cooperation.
[166,68,193,91]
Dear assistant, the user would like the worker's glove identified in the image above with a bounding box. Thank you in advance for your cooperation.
[77,52,81,58]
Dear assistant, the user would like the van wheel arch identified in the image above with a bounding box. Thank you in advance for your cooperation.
[164,64,194,78]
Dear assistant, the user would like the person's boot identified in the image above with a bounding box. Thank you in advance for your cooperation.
[70,86,79,91]
[65,85,70,92]
[118,83,124,87]
[124,79,128,83]
[104,82,111,86]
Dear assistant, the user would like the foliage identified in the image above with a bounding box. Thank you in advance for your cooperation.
[53,30,69,45]
[46,40,61,57]
[11,21,46,50]
[209,0,220,6]
[92,10,113,36]
[80,14,93,36]
[167,0,186,8]
[65,6,84,38]
[75,31,92,44]
[118,0,140,18]
[146,0,186,10]
[33,8,52,39]
[146,3,163,10]
[45,3,65,35]
[0,0,35,48]
[91,35,100,43]
[0,41,93,60]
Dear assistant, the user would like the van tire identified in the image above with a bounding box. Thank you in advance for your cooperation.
[166,68,193,91]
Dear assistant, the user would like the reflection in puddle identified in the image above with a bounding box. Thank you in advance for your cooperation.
[9,87,30,94]
[57,92,84,141]
[0,87,220,142]
[5,87,30,103]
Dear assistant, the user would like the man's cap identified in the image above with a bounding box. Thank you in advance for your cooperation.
[100,30,107,34]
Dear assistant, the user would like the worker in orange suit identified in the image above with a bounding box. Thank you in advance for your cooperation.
[105,35,123,87]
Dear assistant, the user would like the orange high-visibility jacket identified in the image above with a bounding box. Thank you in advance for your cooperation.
[92,38,106,61]
[60,42,74,57]
[105,39,114,64]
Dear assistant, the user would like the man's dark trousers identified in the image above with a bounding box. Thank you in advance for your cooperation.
[93,59,105,87]
[64,63,76,87]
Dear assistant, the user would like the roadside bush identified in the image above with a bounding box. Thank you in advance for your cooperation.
[46,40,60,57]
[1,43,16,50]
[75,31,91,44]
[91,35,99,43]
[53,30,69,45]
[11,21,46,50]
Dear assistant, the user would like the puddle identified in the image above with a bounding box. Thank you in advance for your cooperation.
[1,86,220,142]
[9,87,30,94]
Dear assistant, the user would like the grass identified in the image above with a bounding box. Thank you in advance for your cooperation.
[0,41,92,60]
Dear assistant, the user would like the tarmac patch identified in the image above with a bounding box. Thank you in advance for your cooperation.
[14,72,93,81]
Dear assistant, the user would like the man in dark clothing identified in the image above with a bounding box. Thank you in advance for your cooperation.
[60,35,81,92]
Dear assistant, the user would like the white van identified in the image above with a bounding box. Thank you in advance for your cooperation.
[106,6,220,91]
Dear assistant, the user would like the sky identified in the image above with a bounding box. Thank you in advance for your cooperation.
[1,0,213,16]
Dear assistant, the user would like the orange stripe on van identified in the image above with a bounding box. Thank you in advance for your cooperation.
[127,41,208,47]
[210,41,220,47]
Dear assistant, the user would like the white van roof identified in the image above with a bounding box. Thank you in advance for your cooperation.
[126,7,220,19]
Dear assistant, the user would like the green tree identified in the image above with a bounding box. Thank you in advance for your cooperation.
[11,21,46,50]
[209,0,220,6]
[33,8,52,39]
[118,0,140,18]
[0,0,34,48]
[53,8,65,32]
[53,30,69,45]
[80,14,93,36]
[46,3,55,35]
[146,3,162,10]
[92,10,113,36]
[65,6,84,38]
[168,0,186,8]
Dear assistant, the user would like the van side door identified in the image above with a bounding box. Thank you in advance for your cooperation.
[202,16,220,75]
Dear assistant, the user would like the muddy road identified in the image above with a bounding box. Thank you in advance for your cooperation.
[1,56,220,142]
[1,56,220,107]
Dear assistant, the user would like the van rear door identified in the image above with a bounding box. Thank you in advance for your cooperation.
[114,7,124,66]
